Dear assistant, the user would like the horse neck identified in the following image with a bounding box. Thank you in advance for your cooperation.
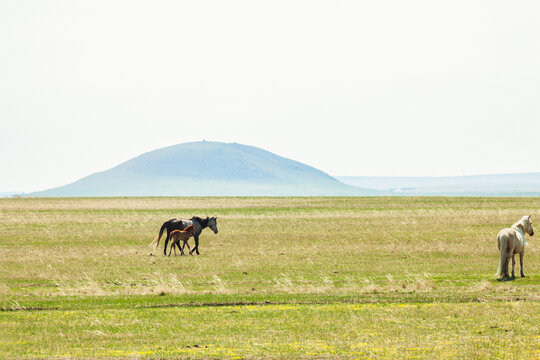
[194,217,209,229]
[512,225,525,239]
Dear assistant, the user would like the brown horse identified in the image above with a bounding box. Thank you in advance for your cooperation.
[496,215,534,281]
[168,225,196,256]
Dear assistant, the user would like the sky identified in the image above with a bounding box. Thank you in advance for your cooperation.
[1,0,539,193]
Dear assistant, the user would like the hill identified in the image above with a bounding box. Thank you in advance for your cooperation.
[34,141,379,196]
[336,173,540,196]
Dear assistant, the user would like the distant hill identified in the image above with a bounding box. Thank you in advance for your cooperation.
[336,174,540,196]
[33,141,380,197]
[0,192,21,198]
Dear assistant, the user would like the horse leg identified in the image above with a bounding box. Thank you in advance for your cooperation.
[179,241,185,256]
[500,252,509,280]
[183,239,189,255]
[504,252,512,279]
[179,240,185,256]
[519,252,525,277]
[502,239,515,280]
[171,240,180,256]
[510,255,516,279]
[190,234,200,255]
[184,241,192,256]
[168,241,173,257]
[163,229,171,256]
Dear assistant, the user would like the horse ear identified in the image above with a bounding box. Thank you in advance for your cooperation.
[528,215,531,219]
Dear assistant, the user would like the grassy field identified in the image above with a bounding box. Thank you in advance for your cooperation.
[0,197,539,359]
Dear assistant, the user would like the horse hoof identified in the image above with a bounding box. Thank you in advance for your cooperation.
[510,276,516,280]
[521,274,526,278]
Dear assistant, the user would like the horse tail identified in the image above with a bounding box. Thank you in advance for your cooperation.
[496,233,508,278]
[150,222,167,250]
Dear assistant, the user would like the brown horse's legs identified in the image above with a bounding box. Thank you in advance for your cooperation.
[169,240,179,256]
[183,241,192,256]
[519,252,525,277]
[179,240,185,256]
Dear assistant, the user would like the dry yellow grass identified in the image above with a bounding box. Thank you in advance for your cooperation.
[0,197,539,358]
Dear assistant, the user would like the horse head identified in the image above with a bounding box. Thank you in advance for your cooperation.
[517,215,534,236]
[185,225,196,236]
[524,215,534,236]
[207,217,219,234]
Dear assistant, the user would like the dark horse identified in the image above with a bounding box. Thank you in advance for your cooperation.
[152,216,218,255]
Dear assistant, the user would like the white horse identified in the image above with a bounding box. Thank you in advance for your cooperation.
[496,215,534,281]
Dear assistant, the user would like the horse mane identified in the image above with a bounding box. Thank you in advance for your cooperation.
[191,216,209,227]
[511,217,528,231]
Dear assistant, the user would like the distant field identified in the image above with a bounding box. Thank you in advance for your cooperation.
[0,197,539,359]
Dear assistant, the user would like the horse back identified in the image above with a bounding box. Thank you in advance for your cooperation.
[166,218,201,235]
[171,228,194,240]
[182,219,202,235]
[166,218,189,231]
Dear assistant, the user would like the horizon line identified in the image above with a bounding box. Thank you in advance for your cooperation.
[3,171,540,195]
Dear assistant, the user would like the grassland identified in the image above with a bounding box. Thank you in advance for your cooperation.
[0,197,539,359]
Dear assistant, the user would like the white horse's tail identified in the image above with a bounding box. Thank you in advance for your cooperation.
[149,222,167,251]
[496,234,508,278]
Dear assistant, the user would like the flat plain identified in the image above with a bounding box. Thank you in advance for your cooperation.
[0,197,539,359]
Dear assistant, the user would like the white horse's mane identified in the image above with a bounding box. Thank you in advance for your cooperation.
[511,216,531,246]
[511,216,530,231]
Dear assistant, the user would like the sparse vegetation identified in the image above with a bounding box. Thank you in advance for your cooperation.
[0,197,539,358]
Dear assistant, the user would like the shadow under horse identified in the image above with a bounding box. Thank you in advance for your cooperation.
[153,216,218,255]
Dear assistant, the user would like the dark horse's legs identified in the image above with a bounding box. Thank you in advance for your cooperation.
[163,229,172,256]
[190,234,200,255]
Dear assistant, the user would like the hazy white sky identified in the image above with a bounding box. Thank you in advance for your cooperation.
[1,0,539,192]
